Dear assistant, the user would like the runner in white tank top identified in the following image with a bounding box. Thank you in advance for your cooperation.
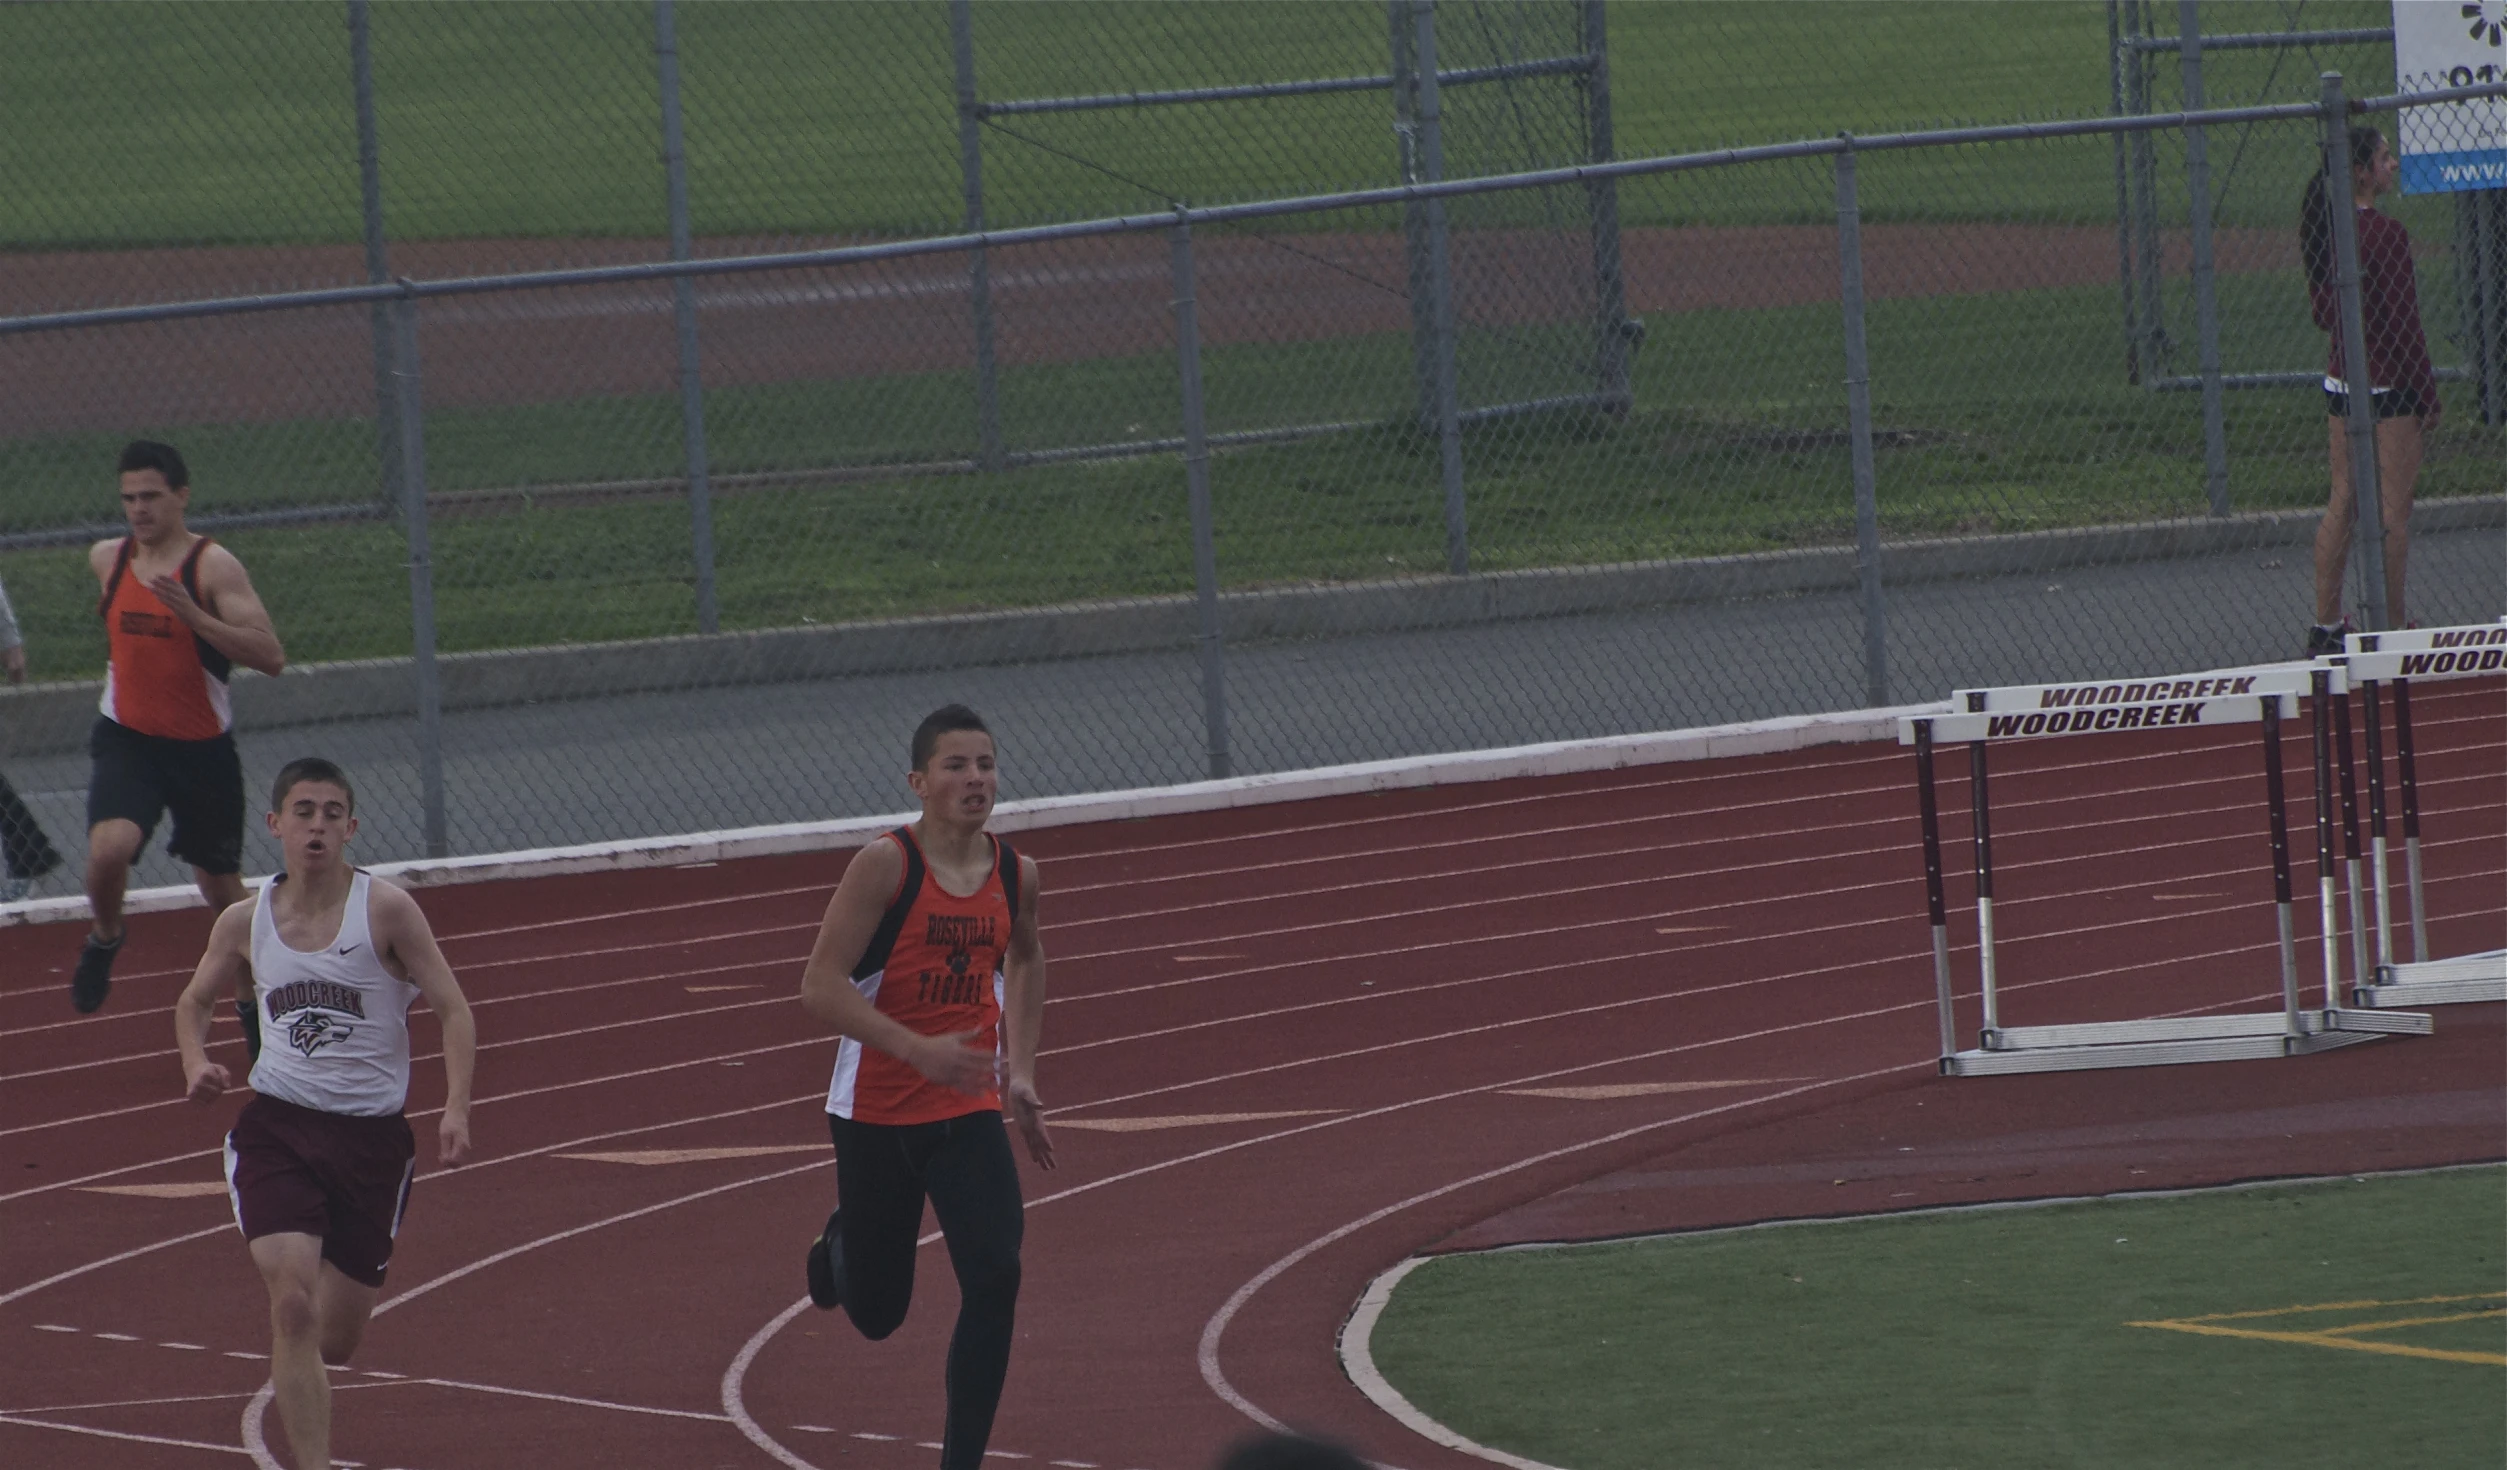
[174,757,475,1470]
[248,869,421,1116]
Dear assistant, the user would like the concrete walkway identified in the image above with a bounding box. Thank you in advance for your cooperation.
[4,524,2497,899]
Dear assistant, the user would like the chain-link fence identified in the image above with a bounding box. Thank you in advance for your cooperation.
[1,2,2500,901]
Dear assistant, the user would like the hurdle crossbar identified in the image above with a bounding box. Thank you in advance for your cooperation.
[2343,621,2507,1009]
[1901,661,2430,1077]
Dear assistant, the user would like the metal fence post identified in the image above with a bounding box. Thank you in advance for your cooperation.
[952,0,1006,472]
[348,0,398,506]
[391,292,447,858]
[654,0,719,635]
[2178,0,2230,515]
[1170,211,1230,781]
[1412,1,1469,575]
[1837,142,1888,708]
[1580,0,1631,413]
[2107,0,2141,385]
[2466,186,2507,426]
[2127,1,2167,382]
[2320,72,2390,630]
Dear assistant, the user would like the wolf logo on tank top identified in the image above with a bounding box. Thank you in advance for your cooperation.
[249,871,422,1118]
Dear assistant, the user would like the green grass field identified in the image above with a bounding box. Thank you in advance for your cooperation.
[1368,1167,2506,1470]
[0,274,2481,682]
[0,0,2411,247]
[3,270,2497,682]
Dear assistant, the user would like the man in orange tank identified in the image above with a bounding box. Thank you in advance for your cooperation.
[798,704,1054,1470]
[73,441,286,1021]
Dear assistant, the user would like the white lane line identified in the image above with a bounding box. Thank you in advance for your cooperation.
[14,838,2494,1206]
[242,1381,278,1470]
[1,1388,270,1414]
[11,753,2491,1054]
[91,1331,139,1341]
[1341,1258,1565,1470]
[368,1162,829,1319]
[4,697,2492,980]
[0,1412,252,1456]
[0,908,2092,1306]
[1052,773,2503,958]
[722,1297,818,1469]
[1206,1064,1919,1447]
[724,1002,1946,1469]
[727,907,2397,1467]
[0,1077,825,1204]
[411,1374,730,1421]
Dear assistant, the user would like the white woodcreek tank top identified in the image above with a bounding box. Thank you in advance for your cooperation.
[248,871,422,1117]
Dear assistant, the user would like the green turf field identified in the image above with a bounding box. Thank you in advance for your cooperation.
[1366,1167,2506,1470]
[2,270,2498,682]
[0,0,2404,247]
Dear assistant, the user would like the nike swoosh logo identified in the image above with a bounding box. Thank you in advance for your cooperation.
[337,944,360,956]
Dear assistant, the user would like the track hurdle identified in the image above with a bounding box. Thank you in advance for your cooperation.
[1904,663,2431,1077]
[2343,620,2507,1009]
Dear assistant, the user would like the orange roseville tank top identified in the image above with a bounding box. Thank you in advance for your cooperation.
[824,829,1023,1127]
[97,536,233,741]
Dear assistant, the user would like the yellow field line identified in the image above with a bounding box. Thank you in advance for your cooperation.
[2317,1308,2505,1337]
[2128,1319,2505,1367]
[2143,1291,2504,1326]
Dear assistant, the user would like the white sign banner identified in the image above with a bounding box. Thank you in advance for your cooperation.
[2392,1,2507,193]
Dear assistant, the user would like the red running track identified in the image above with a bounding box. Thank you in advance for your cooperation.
[2,685,2499,1470]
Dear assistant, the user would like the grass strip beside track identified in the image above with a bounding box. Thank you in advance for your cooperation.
[1368,1168,2507,1470]
[3,280,2499,682]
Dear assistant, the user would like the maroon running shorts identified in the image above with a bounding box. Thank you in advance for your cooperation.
[224,1093,417,1288]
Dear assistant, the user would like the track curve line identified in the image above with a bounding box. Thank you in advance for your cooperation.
[1340,1258,1567,1470]
[1195,1065,1921,1454]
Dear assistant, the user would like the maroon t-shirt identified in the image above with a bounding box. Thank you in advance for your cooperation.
[2310,205,2437,405]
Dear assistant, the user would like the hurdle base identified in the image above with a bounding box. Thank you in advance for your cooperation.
[2353,950,2507,1009]
[1945,1008,2428,1075]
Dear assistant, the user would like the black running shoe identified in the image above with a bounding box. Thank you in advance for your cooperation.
[805,1209,845,1310]
[236,994,263,1064]
[2305,619,2354,659]
[70,930,122,1014]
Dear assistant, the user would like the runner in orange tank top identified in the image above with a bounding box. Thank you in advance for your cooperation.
[798,705,1053,1470]
[71,441,286,1021]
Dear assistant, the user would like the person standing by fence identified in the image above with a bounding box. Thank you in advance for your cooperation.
[2302,125,2439,655]
[0,571,64,903]
[73,441,287,1025]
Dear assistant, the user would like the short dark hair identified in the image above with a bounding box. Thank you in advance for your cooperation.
[911,704,991,771]
[271,757,355,815]
[1213,1433,1369,1470]
[117,440,191,489]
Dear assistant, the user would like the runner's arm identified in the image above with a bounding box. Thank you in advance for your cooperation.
[799,840,994,1093]
[152,545,285,676]
[174,899,255,1101]
[1001,854,1054,1169]
[374,881,474,1163]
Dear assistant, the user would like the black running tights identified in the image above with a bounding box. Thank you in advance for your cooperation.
[826,1110,1023,1470]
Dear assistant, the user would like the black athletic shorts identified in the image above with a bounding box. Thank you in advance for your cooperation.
[2325,384,2432,421]
[87,716,245,875]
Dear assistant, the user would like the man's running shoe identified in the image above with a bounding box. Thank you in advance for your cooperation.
[805,1209,845,1310]
[2305,619,2354,658]
[70,930,122,1014]
[237,994,263,1063]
